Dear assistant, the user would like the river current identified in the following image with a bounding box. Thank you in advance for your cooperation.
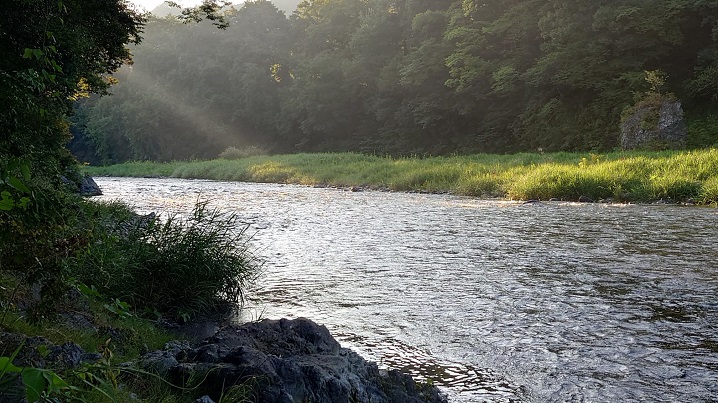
[95,177,718,402]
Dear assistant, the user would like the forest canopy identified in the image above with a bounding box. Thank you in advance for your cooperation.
[74,0,718,163]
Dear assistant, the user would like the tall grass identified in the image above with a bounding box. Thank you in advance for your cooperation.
[85,149,718,204]
[70,200,260,320]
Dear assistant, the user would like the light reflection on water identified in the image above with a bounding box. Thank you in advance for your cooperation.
[96,177,718,402]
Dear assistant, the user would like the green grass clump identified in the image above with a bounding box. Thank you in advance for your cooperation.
[70,200,260,321]
[85,149,718,204]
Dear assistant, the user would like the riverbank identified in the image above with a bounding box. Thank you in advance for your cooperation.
[84,150,718,205]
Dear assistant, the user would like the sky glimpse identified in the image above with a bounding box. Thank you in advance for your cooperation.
[129,0,200,11]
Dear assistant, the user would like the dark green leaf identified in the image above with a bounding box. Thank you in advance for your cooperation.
[8,177,30,193]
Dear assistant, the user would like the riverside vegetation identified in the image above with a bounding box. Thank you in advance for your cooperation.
[85,149,718,205]
[0,175,261,401]
[0,1,272,399]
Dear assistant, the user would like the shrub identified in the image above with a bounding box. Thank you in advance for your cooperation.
[687,116,718,148]
[71,200,260,320]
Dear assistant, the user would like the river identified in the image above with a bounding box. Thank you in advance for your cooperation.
[95,177,718,402]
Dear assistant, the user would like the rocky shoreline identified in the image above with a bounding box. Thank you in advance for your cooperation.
[144,317,447,403]
[1,315,447,403]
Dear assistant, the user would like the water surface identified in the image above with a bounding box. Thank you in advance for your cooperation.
[96,177,718,402]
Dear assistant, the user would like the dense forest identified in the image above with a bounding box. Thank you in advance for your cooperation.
[73,0,718,163]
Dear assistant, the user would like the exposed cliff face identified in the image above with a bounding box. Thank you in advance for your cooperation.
[620,99,687,150]
[142,317,447,403]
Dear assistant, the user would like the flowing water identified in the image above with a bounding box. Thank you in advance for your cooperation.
[96,177,718,402]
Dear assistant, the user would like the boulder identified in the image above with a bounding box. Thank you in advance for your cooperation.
[620,99,686,150]
[78,175,103,196]
[62,175,103,196]
[140,318,447,403]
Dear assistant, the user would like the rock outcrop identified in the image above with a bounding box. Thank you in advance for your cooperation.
[141,318,447,403]
[620,99,686,150]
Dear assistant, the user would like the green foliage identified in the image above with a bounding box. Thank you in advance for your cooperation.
[687,115,718,148]
[645,69,668,94]
[69,200,260,320]
[0,159,33,211]
[0,347,73,403]
[104,299,134,320]
[1,2,265,401]
[71,0,718,157]
[0,337,203,402]
[1,0,144,180]
[73,0,718,157]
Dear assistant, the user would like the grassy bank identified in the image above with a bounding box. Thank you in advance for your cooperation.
[1,189,260,401]
[85,149,718,205]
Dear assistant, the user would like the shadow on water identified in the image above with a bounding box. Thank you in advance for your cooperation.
[335,332,529,402]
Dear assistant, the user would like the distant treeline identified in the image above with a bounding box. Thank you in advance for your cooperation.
[73,0,718,163]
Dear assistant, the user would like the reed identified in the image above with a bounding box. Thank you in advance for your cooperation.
[85,149,718,204]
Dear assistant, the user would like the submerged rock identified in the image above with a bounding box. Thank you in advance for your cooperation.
[141,318,447,403]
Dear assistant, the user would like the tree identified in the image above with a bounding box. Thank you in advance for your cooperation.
[0,0,144,178]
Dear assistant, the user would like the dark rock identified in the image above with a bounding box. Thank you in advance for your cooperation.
[0,334,99,402]
[0,332,50,368]
[141,349,180,375]
[578,195,594,203]
[139,318,446,403]
[46,342,101,371]
[59,311,95,331]
[193,344,221,363]
[47,343,84,370]
[620,99,686,150]
[79,175,103,196]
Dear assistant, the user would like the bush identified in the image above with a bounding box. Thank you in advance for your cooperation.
[70,200,260,320]
[687,116,718,148]
[0,176,92,317]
